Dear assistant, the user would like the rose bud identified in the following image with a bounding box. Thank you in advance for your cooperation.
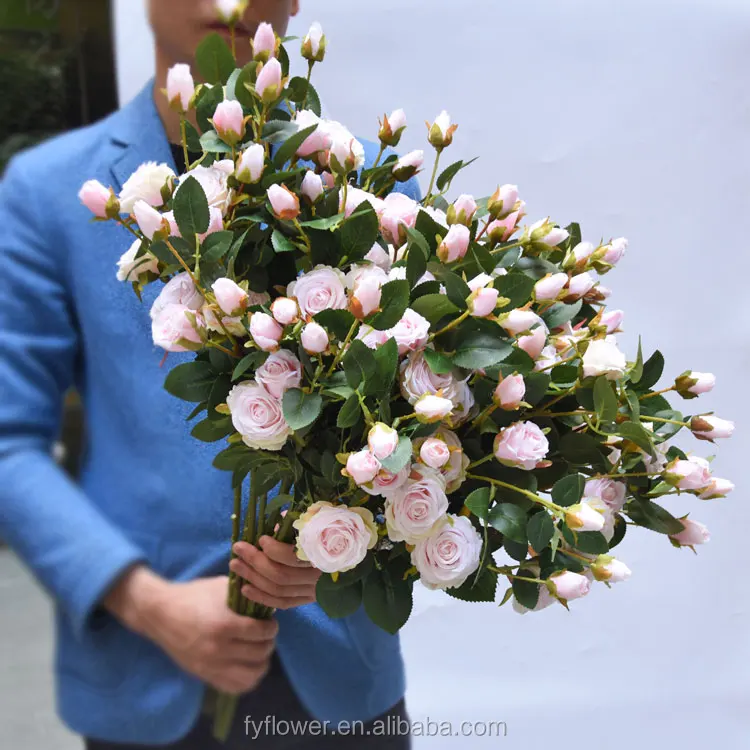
[549,570,590,601]
[165,63,195,113]
[690,415,734,441]
[670,518,710,547]
[368,423,399,460]
[301,21,326,63]
[598,309,624,334]
[215,0,249,25]
[235,143,266,184]
[133,200,169,240]
[345,449,381,486]
[419,437,451,469]
[270,297,299,326]
[255,57,283,103]
[415,394,454,423]
[597,236,628,266]
[379,108,407,147]
[79,179,118,219]
[487,184,519,220]
[378,192,420,247]
[212,278,248,316]
[427,110,458,150]
[494,421,549,471]
[249,312,283,352]
[664,456,712,491]
[590,555,632,583]
[570,241,596,268]
[675,370,716,399]
[468,287,499,318]
[349,274,382,319]
[565,272,596,301]
[699,477,734,500]
[500,310,543,336]
[255,349,302,398]
[517,325,547,360]
[437,224,471,263]
[251,21,277,62]
[585,284,610,303]
[533,273,568,301]
[446,194,478,226]
[487,204,526,244]
[582,338,627,380]
[494,374,526,410]
[300,321,329,354]
[267,184,300,221]
[565,502,605,532]
[529,218,569,247]
[392,150,424,182]
[300,170,324,204]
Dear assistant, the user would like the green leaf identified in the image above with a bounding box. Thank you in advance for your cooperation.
[404,226,430,258]
[494,271,535,309]
[272,124,318,169]
[316,576,363,619]
[626,497,684,535]
[194,83,224,132]
[558,432,608,469]
[341,203,380,260]
[195,32,235,84]
[593,376,619,423]
[232,351,267,381]
[234,62,259,109]
[261,120,299,143]
[164,361,216,402]
[527,512,555,552]
[271,229,296,254]
[337,393,362,428]
[191,416,233,442]
[281,388,323,430]
[343,339,376,390]
[285,76,322,116]
[542,300,582,329]
[524,372,552,406]
[406,242,427,287]
[453,332,513,369]
[199,130,232,154]
[379,436,412,474]
[207,373,231,417]
[315,309,355,340]
[504,538,530,562]
[366,280,410,331]
[561,526,609,555]
[464,487,491,522]
[625,389,641,421]
[368,337,399,398]
[636,350,665,391]
[468,241,497,275]
[631,337,644,383]
[618,421,655,455]
[439,271,471,311]
[445,567,498,603]
[183,121,202,152]
[436,157,478,192]
[362,566,413,634]
[201,230,234,263]
[173,176,210,238]
[410,293,460,324]
[423,348,454,375]
[488,503,528,544]
[511,576,539,610]
[299,212,346,230]
[551,474,585,507]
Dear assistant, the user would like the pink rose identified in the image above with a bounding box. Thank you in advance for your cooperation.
[349,274,382,318]
[487,205,526,243]
[236,143,265,184]
[584,477,626,512]
[699,477,734,499]
[256,58,283,102]
[419,438,451,469]
[665,456,712,491]
[271,297,300,326]
[494,374,526,410]
[295,110,331,158]
[361,465,410,497]
[565,502,605,532]
[534,273,568,301]
[428,110,457,149]
[293,502,377,573]
[385,465,449,543]
[151,304,202,352]
[367,423,399,460]
[500,310,544,336]
[300,171,324,203]
[178,160,232,215]
[378,193,420,247]
[388,308,430,355]
[582,338,627,380]
[288,265,348,319]
[300,321,329,354]
[447,194,477,226]
[149,271,203,321]
[133,200,168,240]
[251,21,276,60]
[302,21,326,62]
[601,237,627,265]
[411,514,483,590]
[565,272,596,300]
[118,162,175,214]
[599,309,624,333]
[267,184,300,221]
[415,394,454,423]
[356,324,390,350]
[572,241,595,265]
[494,421,549,471]
[212,100,245,144]
[530,218,569,247]
[341,186,384,218]
[116,240,159,282]
[690,415,734,441]
[517,325,547,360]
[79,179,113,218]
[212,278,248,316]
[255,349,302,399]
[249,312,283,352]
[379,108,407,146]
[488,184,520,219]
[590,555,632,583]
[431,428,469,493]
[675,370,716,398]
[346,449,381,486]
[166,63,194,112]
[392,150,424,181]
[226,381,290,451]
[549,570,590,601]
[670,518,710,546]
[437,224,471,263]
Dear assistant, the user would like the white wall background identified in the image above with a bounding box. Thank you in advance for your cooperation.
[115,1,750,746]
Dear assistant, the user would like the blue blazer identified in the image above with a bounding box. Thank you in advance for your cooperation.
[0,81,420,745]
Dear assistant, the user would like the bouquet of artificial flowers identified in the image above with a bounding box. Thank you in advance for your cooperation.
[79,4,734,739]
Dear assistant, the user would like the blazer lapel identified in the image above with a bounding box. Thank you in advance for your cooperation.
[109,80,177,192]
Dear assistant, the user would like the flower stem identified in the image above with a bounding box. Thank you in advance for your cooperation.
[326,319,359,376]
[424,150,442,205]
[639,386,675,401]
[300,60,314,111]
[467,453,495,470]
[467,473,564,514]
[489,240,524,256]
[429,308,471,342]
[180,116,190,172]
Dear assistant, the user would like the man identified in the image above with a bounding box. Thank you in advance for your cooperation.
[0,1,418,748]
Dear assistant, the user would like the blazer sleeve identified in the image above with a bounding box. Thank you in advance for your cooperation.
[0,157,147,639]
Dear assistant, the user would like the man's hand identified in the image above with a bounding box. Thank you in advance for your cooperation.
[104,567,277,695]
[230,536,321,610]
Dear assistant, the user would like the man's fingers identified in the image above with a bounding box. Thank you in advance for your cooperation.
[258,536,312,567]
[233,543,320,585]
[241,582,315,610]
[222,611,279,643]
[233,562,316,600]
